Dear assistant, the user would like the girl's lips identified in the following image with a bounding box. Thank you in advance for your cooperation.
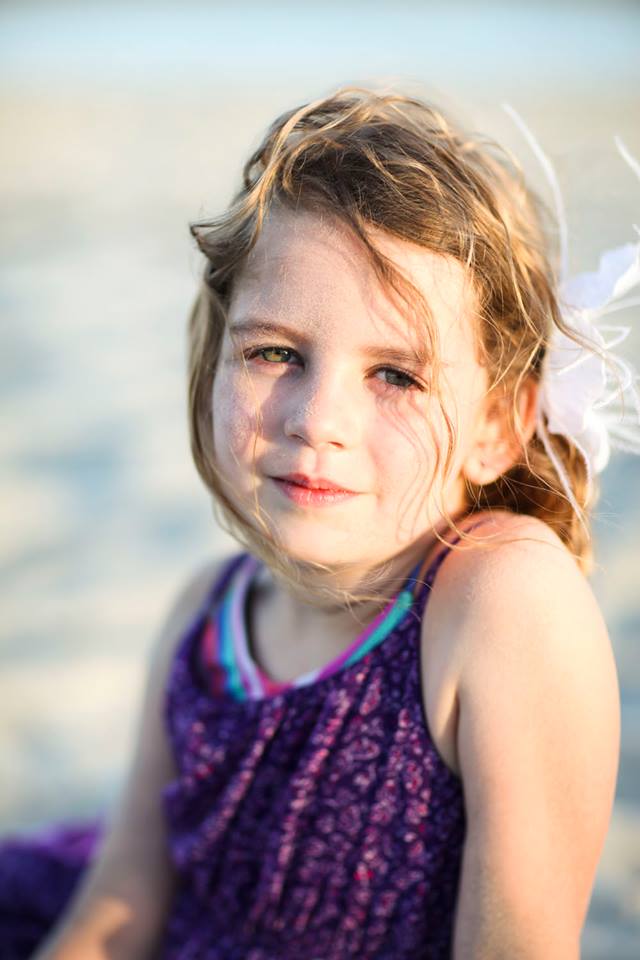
[277,472,356,492]
[272,477,360,506]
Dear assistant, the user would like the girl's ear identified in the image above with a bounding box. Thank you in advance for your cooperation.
[462,377,539,486]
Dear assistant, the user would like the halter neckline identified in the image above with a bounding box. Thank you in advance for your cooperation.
[199,515,493,702]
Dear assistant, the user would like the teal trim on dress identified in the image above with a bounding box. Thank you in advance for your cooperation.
[343,588,414,668]
[219,588,245,701]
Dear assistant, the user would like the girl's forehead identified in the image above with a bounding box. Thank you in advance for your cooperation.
[231,208,478,356]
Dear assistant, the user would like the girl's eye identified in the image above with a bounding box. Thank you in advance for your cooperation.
[375,366,420,390]
[246,346,299,365]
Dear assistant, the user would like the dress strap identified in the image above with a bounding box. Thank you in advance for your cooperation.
[204,553,250,617]
[187,553,249,692]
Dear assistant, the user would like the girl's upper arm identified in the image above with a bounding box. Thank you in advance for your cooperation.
[34,559,224,960]
[446,521,620,959]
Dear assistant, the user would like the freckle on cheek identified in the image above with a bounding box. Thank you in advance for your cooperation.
[213,388,258,457]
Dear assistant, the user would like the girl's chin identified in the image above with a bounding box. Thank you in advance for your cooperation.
[230,494,424,573]
[265,532,414,585]
[259,527,381,574]
[274,539,366,570]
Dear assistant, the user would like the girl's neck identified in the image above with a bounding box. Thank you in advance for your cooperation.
[247,565,400,681]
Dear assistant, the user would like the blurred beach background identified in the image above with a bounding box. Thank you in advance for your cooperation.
[1,1,639,955]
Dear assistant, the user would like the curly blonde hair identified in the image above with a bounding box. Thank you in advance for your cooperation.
[187,87,597,596]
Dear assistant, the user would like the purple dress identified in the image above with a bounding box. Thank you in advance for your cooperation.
[1,530,475,959]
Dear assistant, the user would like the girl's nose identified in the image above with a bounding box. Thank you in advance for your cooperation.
[283,367,361,449]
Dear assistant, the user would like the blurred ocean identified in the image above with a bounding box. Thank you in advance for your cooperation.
[1,2,639,956]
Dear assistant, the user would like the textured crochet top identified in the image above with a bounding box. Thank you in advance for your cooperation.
[160,533,472,959]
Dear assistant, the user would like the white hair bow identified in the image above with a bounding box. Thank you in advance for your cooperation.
[503,105,640,526]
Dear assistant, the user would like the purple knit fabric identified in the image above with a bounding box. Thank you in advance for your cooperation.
[0,820,102,958]
[0,539,467,960]
[159,545,465,959]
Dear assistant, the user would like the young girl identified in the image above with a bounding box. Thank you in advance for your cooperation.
[2,86,638,959]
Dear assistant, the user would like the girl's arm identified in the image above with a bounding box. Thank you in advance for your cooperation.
[444,518,619,959]
[32,560,223,960]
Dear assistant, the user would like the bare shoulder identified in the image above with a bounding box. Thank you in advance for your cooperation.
[436,512,621,954]
[420,510,616,780]
[434,509,610,666]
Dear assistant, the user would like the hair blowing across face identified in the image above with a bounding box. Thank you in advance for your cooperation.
[187,87,595,589]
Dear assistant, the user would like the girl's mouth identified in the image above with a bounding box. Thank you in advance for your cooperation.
[271,474,360,506]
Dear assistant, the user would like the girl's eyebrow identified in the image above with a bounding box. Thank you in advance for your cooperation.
[228,318,430,367]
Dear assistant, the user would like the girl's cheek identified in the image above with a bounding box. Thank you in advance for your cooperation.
[212,369,263,460]
[378,396,437,467]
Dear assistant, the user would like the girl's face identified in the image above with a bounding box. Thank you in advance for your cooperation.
[212,208,488,576]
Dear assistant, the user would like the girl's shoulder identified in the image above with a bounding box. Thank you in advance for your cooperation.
[454,507,567,556]
[432,507,579,593]
[426,508,607,660]
[429,513,619,940]
[420,509,613,777]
